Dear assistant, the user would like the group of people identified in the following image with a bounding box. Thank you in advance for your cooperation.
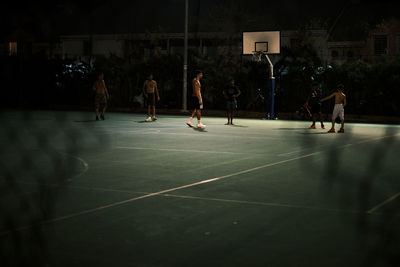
[185,70,241,128]
[92,71,347,133]
[305,82,347,133]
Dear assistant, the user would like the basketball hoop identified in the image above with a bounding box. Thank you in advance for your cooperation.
[243,31,280,120]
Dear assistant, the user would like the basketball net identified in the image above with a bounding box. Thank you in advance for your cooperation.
[252,51,274,79]
[252,51,266,62]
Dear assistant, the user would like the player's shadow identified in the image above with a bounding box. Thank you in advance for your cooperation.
[230,124,248,128]
[193,127,208,132]
[299,131,330,135]
[274,128,308,130]
[74,120,98,123]
[136,120,158,123]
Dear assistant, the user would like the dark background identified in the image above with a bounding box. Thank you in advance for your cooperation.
[3,0,400,37]
[1,0,400,117]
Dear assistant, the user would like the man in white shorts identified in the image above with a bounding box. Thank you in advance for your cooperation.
[320,84,347,133]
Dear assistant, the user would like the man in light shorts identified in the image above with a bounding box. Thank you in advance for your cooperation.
[320,84,347,133]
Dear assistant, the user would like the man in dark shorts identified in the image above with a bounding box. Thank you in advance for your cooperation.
[223,78,241,125]
[93,72,109,120]
[186,70,205,128]
[305,82,325,129]
[142,74,160,122]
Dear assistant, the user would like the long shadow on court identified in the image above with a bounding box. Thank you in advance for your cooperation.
[192,127,208,132]
[74,120,98,123]
[274,128,309,130]
[296,124,400,266]
[136,121,159,123]
[229,124,248,128]
[299,132,331,135]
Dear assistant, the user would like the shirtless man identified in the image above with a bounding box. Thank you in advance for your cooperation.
[142,74,160,122]
[92,72,109,121]
[187,70,205,128]
[320,84,347,133]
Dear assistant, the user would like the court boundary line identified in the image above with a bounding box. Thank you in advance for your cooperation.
[58,152,89,180]
[162,193,361,214]
[1,133,398,237]
[115,146,250,155]
[0,152,319,237]
[367,192,400,214]
[6,183,389,216]
[100,130,282,140]
[13,184,353,213]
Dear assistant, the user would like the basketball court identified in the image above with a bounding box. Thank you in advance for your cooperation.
[1,110,399,266]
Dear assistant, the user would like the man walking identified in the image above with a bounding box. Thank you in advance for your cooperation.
[187,71,205,128]
[320,84,347,133]
[93,72,109,121]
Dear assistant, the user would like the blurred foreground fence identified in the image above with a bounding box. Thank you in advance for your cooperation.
[0,110,109,266]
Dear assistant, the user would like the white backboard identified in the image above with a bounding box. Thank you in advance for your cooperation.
[243,31,281,55]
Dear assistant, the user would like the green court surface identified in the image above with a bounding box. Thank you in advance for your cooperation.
[1,111,399,267]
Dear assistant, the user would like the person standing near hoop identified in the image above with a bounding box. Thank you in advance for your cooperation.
[223,78,241,125]
[187,70,205,128]
[320,84,346,133]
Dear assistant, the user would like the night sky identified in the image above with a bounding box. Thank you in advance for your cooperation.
[2,0,400,41]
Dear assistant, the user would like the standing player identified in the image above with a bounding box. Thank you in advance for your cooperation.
[187,70,206,128]
[142,74,160,122]
[93,72,109,121]
[305,82,325,129]
[320,84,347,133]
[223,78,241,125]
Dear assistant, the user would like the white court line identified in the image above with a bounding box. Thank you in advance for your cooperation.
[1,133,398,237]
[99,130,281,140]
[89,125,282,140]
[156,131,282,140]
[367,192,400,214]
[58,153,89,180]
[96,129,161,134]
[278,149,305,157]
[163,194,360,214]
[12,183,361,214]
[115,146,249,155]
[0,152,319,237]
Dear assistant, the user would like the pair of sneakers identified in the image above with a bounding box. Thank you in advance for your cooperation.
[145,116,157,122]
[309,124,325,129]
[187,121,206,128]
[96,114,105,121]
[328,128,344,133]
